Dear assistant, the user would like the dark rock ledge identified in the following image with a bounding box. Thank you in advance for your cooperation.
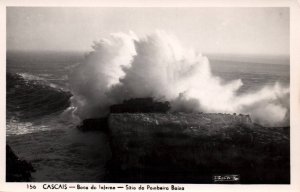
[6,145,35,182]
[77,98,290,184]
[105,113,289,184]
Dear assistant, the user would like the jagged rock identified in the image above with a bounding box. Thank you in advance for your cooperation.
[106,113,289,184]
[110,97,170,113]
[78,98,170,132]
[6,145,35,182]
[77,117,108,132]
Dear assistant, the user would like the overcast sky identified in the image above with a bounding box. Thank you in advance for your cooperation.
[7,7,289,56]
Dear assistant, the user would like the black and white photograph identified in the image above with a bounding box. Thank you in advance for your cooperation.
[1,1,300,191]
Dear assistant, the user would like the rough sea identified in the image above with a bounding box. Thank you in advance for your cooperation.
[6,51,289,182]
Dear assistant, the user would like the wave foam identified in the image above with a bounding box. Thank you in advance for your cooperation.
[69,31,289,126]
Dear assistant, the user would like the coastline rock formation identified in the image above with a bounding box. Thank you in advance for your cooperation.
[77,117,108,132]
[78,98,170,132]
[6,145,35,182]
[77,97,289,184]
[110,98,170,113]
[106,113,289,184]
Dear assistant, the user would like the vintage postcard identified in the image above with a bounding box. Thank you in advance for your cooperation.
[1,0,300,192]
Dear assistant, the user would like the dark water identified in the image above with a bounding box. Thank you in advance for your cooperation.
[6,51,289,182]
[6,51,82,135]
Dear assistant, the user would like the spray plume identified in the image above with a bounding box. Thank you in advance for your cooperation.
[68,31,289,126]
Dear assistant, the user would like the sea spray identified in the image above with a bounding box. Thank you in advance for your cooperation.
[69,31,289,126]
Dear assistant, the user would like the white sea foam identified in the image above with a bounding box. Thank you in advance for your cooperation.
[69,31,289,126]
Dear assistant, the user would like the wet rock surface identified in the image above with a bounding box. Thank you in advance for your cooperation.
[110,98,170,113]
[77,117,109,132]
[78,98,170,132]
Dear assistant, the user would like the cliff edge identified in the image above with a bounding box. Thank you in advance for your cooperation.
[106,112,289,184]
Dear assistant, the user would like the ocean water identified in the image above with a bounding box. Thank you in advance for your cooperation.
[6,51,289,182]
[7,51,112,182]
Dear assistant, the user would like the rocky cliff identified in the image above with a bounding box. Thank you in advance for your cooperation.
[6,145,35,182]
[106,112,289,184]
